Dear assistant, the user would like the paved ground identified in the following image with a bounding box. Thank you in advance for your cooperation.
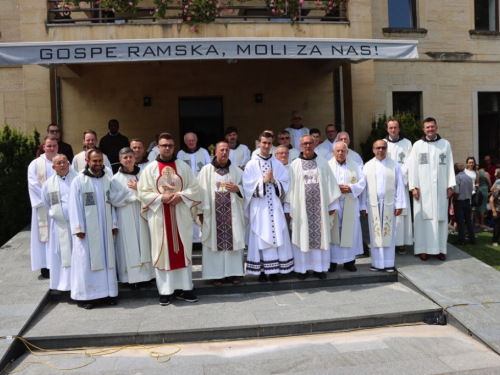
[7,325,500,374]
[3,221,500,374]
[21,282,439,347]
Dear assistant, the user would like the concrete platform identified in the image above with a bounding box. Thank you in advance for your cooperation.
[8,325,500,375]
[3,220,500,373]
[22,282,440,349]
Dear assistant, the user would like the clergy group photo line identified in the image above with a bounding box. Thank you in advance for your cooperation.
[29,113,461,309]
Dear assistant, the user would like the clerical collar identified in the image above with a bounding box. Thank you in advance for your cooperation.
[290,125,304,130]
[108,132,120,137]
[422,134,441,142]
[229,142,240,150]
[181,145,201,154]
[298,152,317,160]
[385,134,405,143]
[83,165,105,178]
[257,154,272,161]
[336,159,347,166]
[58,173,69,180]
[119,165,141,175]
[211,157,231,169]
[156,154,177,163]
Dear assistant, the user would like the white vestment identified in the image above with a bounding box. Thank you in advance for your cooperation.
[42,170,78,290]
[177,148,211,243]
[315,146,331,161]
[362,158,406,269]
[409,136,455,255]
[197,162,246,279]
[137,158,201,295]
[147,146,160,162]
[347,148,364,167]
[72,151,112,173]
[109,168,154,284]
[284,156,341,273]
[385,136,413,246]
[252,146,277,158]
[229,144,251,169]
[243,155,294,274]
[68,172,118,301]
[328,158,366,263]
[318,139,336,159]
[285,127,310,150]
[137,160,150,172]
[28,154,56,271]
[288,147,300,164]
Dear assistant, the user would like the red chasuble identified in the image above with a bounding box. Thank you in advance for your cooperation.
[156,160,186,271]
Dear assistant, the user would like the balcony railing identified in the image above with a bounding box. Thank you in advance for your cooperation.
[47,0,348,25]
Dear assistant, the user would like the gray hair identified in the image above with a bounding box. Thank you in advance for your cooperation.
[119,147,135,159]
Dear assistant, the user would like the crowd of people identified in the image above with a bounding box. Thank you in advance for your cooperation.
[28,113,462,308]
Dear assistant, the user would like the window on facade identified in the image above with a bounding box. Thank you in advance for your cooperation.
[474,0,498,31]
[388,0,416,28]
[392,92,421,121]
[478,93,500,159]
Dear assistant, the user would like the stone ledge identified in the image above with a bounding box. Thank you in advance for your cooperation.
[382,28,428,37]
[425,52,473,62]
[469,30,500,38]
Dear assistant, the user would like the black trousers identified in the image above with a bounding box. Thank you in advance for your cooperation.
[455,199,476,244]
[493,217,500,243]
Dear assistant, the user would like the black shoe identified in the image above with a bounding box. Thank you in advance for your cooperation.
[328,263,337,272]
[258,273,267,283]
[104,297,117,306]
[313,271,327,280]
[396,247,406,255]
[385,268,396,273]
[176,291,198,302]
[78,301,94,310]
[370,266,381,272]
[297,272,308,280]
[269,274,279,283]
[159,295,173,306]
[40,268,50,279]
[343,263,357,272]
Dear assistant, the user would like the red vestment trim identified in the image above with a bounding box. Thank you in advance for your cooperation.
[157,160,186,271]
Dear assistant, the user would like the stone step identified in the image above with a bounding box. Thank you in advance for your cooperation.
[49,257,397,302]
[24,282,441,350]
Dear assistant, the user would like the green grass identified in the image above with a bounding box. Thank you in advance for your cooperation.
[449,232,500,271]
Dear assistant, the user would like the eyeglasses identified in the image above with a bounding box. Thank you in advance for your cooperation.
[293,117,302,120]
[158,144,175,149]
[278,137,290,140]
[275,152,289,155]
[301,142,314,146]
[48,130,60,134]
[374,146,387,150]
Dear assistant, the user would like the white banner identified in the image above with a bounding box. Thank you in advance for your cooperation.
[0,38,418,66]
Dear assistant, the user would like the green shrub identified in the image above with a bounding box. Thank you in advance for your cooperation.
[0,124,40,246]
[359,113,424,163]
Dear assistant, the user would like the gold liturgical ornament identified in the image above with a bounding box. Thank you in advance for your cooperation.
[157,166,182,194]
[208,144,216,158]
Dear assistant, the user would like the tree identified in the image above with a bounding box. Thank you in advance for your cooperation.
[359,113,424,162]
[0,124,40,246]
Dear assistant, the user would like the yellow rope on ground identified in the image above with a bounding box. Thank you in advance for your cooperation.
[0,335,180,373]
[442,301,500,312]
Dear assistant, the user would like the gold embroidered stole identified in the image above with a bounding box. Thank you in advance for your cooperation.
[35,157,49,242]
[365,158,395,248]
[331,159,357,248]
